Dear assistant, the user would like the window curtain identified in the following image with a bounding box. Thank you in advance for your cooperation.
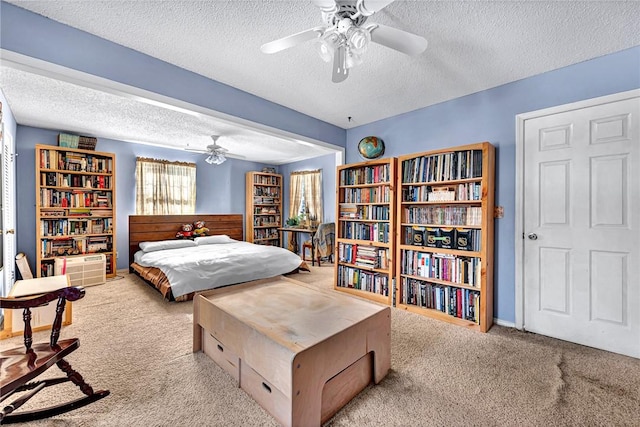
[288,169,322,253]
[135,157,196,215]
[289,173,303,219]
[289,170,323,223]
[303,170,323,223]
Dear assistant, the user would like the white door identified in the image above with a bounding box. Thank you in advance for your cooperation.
[2,126,16,296]
[521,92,639,358]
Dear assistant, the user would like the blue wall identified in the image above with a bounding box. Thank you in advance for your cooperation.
[347,46,640,323]
[15,126,276,272]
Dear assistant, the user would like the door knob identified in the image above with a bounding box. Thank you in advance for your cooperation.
[6,229,15,234]
[527,233,537,240]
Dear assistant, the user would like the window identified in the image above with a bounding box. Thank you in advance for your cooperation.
[289,169,322,223]
[135,157,196,215]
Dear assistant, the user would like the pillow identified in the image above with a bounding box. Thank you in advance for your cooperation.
[194,235,237,245]
[139,239,196,252]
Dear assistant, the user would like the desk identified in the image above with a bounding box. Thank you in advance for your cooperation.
[1,275,71,339]
[278,227,317,265]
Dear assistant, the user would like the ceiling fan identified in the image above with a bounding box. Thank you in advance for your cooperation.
[185,135,242,165]
[260,0,428,83]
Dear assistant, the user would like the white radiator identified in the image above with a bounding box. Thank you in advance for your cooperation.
[54,254,106,287]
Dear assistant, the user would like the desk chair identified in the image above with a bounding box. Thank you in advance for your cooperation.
[302,240,314,262]
[312,222,335,266]
[0,286,109,423]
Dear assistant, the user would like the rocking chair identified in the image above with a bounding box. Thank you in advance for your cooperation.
[0,286,109,423]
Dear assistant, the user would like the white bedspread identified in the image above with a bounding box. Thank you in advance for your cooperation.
[134,242,303,297]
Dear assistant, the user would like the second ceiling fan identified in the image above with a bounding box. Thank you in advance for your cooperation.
[261,0,428,83]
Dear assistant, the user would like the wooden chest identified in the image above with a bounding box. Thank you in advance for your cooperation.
[193,276,390,427]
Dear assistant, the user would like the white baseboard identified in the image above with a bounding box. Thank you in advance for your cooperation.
[493,318,516,328]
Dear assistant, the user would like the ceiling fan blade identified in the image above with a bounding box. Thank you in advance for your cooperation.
[332,45,349,83]
[367,23,427,56]
[357,0,395,16]
[312,0,337,11]
[260,27,324,54]
[185,146,208,153]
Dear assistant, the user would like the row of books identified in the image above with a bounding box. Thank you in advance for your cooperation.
[253,175,280,185]
[340,222,390,243]
[402,182,482,202]
[401,250,482,287]
[40,218,112,237]
[105,253,113,275]
[253,228,279,240]
[40,235,113,258]
[402,149,483,183]
[336,265,389,296]
[39,149,112,173]
[39,189,113,208]
[253,197,280,205]
[403,206,482,226]
[338,243,390,270]
[339,164,391,186]
[253,215,280,227]
[40,261,55,277]
[404,226,481,251]
[339,203,390,220]
[342,186,391,203]
[40,172,111,189]
[253,187,280,197]
[401,277,480,324]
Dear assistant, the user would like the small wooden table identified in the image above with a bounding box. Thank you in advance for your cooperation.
[193,276,390,427]
[278,227,317,265]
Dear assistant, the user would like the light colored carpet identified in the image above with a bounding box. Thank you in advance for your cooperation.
[2,264,638,426]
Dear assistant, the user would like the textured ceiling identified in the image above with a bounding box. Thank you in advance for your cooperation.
[2,1,639,161]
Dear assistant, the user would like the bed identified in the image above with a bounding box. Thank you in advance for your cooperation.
[129,214,308,301]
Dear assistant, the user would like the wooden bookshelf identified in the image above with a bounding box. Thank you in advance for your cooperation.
[334,158,396,305]
[245,171,282,246]
[35,144,116,278]
[396,142,495,332]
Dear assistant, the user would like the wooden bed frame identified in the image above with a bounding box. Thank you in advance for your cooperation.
[128,214,244,270]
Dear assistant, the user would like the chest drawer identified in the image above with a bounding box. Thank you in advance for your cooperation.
[202,331,240,383]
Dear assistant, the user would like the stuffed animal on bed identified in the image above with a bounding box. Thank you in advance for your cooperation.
[193,220,209,237]
[175,223,194,239]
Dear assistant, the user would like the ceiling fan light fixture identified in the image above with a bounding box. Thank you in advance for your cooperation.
[347,26,371,55]
[205,152,226,165]
[315,30,341,62]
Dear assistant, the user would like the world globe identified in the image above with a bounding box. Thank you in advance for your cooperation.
[358,136,385,159]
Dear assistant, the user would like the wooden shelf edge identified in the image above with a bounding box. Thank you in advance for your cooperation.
[396,303,488,332]
[334,286,391,306]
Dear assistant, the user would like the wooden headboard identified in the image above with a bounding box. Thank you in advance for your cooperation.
[128,214,244,267]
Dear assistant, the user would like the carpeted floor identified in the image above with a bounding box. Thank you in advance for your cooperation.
[2,264,638,426]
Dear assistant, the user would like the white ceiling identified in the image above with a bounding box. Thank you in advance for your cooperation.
[1,0,639,162]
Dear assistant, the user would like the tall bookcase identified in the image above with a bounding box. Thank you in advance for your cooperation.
[35,144,117,278]
[245,171,282,246]
[334,158,396,306]
[396,142,495,332]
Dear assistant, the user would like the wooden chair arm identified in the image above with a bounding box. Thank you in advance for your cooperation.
[0,286,85,349]
[0,286,85,309]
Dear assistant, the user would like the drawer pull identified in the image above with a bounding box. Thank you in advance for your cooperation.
[217,344,224,352]
[262,382,272,393]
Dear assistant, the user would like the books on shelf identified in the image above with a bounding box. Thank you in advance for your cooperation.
[335,158,396,306]
[397,142,494,332]
[36,144,116,279]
